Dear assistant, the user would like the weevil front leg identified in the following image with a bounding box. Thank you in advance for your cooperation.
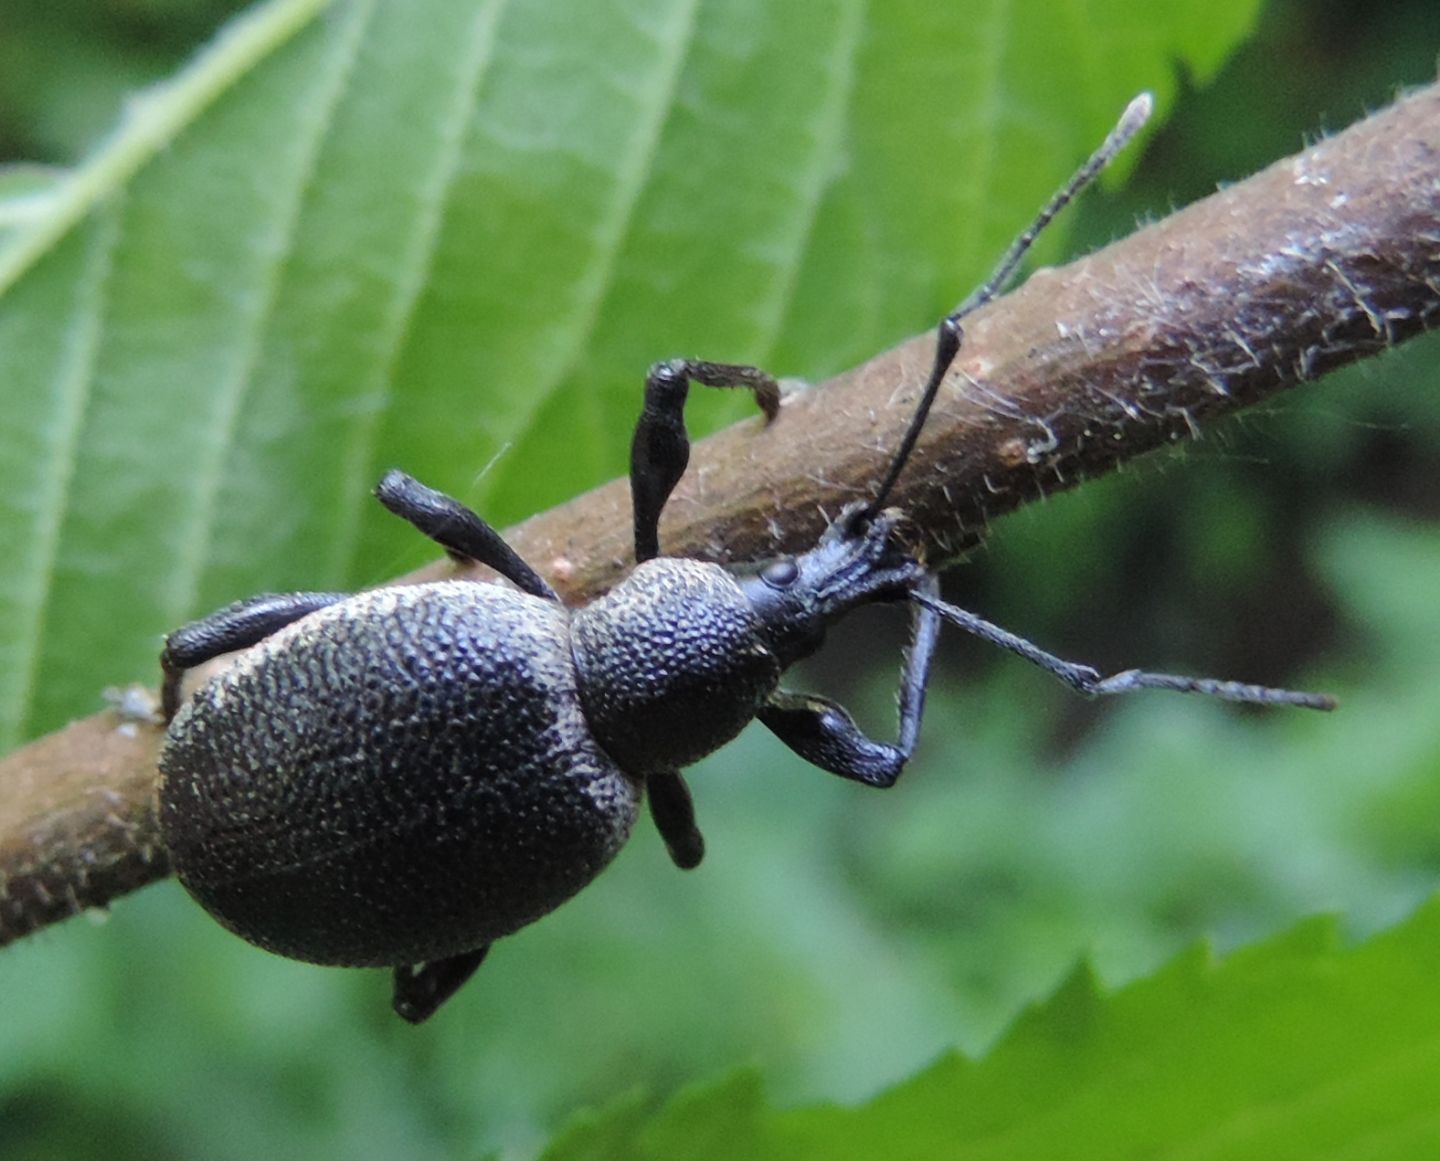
[630,360,780,563]
[161,592,349,719]
[392,945,491,1024]
[758,577,943,787]
[910,590,1337,711]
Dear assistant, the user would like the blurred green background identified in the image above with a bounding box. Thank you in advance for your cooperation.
[1,0,1438,1157]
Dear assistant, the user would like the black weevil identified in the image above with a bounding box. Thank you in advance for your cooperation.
[156,95,1334,1023]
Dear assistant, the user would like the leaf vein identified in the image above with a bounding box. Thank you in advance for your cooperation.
[165,0,379,621]
[0,0,338,300]
[327,0,511,583]
[496,0,707,490]
[3,205,122,746]
[754,0,866,368]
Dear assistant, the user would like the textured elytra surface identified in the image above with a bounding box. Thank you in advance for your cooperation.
[159,581,640,967]
[572,559,780,775]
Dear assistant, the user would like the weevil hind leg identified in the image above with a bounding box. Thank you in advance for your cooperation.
[160,591,350,720]
[392,945,492,1024]
[374,470,559,603]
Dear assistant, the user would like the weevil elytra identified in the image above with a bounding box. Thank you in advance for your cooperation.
[157,94,1334,1023]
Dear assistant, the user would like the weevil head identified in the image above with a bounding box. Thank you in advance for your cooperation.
[731,503,925,669]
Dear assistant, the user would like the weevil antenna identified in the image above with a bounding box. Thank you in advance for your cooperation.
[956,93,1153,319]
[860,93,1154,525]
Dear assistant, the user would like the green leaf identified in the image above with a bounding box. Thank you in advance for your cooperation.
[0,0,1264,749]
[539,1088,653,1161]
[542,901,1440,1159]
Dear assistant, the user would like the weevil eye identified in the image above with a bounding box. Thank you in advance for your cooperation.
[760,558,799,589]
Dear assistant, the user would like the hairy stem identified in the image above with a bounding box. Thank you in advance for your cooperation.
[2,83,1439,947]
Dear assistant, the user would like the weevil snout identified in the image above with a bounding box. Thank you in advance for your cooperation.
[732,503,925,669]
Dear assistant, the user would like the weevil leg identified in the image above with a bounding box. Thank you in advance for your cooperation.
[161,592,349,720]
[374,470,560,603]
[759,691,907,787]
[392,945,491,1024]
[910,590,1337,711]
[647,770,705,869]
[630,359,780,563]
[758,579,943,787]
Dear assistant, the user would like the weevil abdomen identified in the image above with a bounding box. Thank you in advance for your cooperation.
[159,581,640,968]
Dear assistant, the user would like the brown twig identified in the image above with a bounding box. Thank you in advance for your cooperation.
[3,83,1439,948]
